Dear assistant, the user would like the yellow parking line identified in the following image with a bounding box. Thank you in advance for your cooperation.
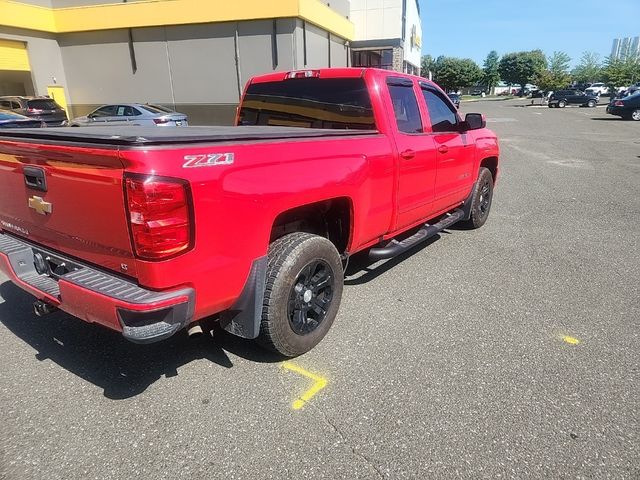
[562,335,580,345]
[282,361,328,410]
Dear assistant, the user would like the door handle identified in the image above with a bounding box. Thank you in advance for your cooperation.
[437,145,449,154]
[400,149,415,159]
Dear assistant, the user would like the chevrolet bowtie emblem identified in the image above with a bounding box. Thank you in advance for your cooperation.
[28,196,52,215]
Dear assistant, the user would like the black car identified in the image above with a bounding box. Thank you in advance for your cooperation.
[548,90,599,108]
[447,93,461,109]
[0,109,45,128]
[606,91,640,121]
[0,96,67,126]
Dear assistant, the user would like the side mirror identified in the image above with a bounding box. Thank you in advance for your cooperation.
[87,113,95,119]
[462,113,486,131]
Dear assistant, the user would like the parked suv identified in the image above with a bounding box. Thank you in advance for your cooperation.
[0,96,67,126]
[548,90,598,108]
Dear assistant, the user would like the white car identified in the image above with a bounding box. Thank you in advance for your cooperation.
[585,83,609,96]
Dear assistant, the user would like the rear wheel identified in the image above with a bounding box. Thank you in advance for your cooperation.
[558,100,566,108]
[631,109,640,121]
[258,233,343,357]
[461,167,494,229]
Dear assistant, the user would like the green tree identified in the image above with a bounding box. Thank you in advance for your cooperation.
[421,55,435,79]
[602,54,640,88]
[432,56,483,92]
[535,51,572,91]
[482,50,500,94]
[498,50,547,95]
[571,52,602,84]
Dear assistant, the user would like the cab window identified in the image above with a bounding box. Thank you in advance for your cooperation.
[422,88,458,133]
[387,80,423,134]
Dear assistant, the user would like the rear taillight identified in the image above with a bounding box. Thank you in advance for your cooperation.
[125,176,193,260]
[614,100,624,106]
[153,118,170,124]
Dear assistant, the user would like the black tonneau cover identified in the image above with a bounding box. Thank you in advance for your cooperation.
[0,126,378,146]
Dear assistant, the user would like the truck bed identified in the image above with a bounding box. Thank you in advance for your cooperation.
[0,126,378,146]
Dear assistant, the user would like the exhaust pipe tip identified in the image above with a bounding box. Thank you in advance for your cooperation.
[187,323,204,337]
[33,300,58,317]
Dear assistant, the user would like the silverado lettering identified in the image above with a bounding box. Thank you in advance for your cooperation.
[0,68,499,357]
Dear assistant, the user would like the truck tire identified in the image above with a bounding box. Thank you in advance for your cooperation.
[461,167,494,229]
[258,232,343,357]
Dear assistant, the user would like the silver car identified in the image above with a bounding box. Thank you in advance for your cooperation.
[70,103,188,127]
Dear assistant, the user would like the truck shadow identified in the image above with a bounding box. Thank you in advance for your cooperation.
[0,282,280,400]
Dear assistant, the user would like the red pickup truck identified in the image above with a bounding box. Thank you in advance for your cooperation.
[0,68,499,357]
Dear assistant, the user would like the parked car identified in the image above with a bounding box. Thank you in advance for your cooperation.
[585,83,609,96]
[447,93,461,108]
[471,88,487,97]
[0,96,67,126]
[0,109,46,128]
[0,68,499,357]
[70,103,188,127]
[548,90,599,108]
[607,91,640,120]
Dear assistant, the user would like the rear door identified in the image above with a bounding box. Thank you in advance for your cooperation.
[385,77,438,229]
[110,105,131,125]
[0,139,137,275]
[568,90,583,104]
[420,84,474,212]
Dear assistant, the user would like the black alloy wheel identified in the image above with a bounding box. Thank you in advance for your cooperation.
[288,260,334,335]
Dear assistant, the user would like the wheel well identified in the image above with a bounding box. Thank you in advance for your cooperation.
[270,198,352,253]
[480,157,498,184]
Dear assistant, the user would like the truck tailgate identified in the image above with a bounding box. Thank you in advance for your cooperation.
[0,139,136,277]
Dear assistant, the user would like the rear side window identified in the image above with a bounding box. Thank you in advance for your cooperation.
[387,82,423,134]
[27,99,59,110]
[238,78,376,130]
[422,88,458,133]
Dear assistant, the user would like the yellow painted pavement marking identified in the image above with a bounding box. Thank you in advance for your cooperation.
[562,335,581,345]
[282,361,327,410]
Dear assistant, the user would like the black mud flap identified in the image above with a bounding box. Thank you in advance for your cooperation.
[219,256,267,339]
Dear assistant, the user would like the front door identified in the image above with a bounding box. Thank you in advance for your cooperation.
[420,85,475,213]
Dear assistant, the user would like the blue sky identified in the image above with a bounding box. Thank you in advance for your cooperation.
[419,0,639,67]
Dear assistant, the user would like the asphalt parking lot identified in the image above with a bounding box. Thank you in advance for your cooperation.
[1,99,638,479]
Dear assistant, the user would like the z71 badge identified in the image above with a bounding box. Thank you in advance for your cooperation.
[183,153,234,168]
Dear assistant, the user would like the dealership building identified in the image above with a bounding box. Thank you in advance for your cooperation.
[0,0,421,124]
